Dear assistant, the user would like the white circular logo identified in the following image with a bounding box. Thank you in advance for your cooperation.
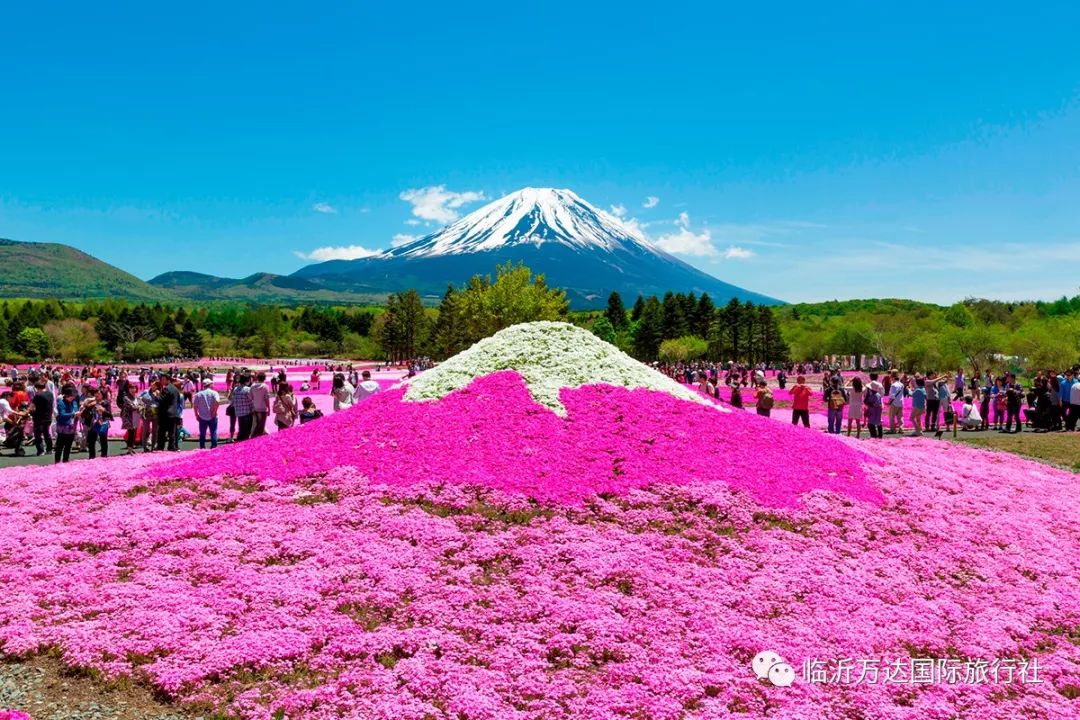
[752,650,795,687]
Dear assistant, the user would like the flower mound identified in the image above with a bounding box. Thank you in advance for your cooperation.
[404,321,714,414]
[0,324,1078,719]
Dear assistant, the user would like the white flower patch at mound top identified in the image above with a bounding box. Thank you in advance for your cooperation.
[404,321,723,415]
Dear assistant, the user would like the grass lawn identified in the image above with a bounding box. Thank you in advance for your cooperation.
[951,432,1080,472]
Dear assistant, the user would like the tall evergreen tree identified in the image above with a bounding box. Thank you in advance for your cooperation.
[179,318,204,359]
[695,293,715,338]
[633,296,664,360]
[631,295,645,322]
[661,291,689,340]
[431,284,466,359]
[605,291,629,331]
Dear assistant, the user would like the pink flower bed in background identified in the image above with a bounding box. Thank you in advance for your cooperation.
[0,372,1077,718]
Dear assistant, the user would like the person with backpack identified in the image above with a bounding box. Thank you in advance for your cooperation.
[826,378,848,434]
[754,380,774,418]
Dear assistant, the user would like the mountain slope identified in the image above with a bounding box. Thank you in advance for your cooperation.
[0,238,179,302]
[293,188,782,307]
[148,270,384,305]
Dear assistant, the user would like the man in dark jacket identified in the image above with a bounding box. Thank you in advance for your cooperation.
[156,374,183,451]
[31,380,54,456]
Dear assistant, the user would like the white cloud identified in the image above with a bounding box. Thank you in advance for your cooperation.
[293,245,381,262]
[404,218,421,226]
[653,212,727,257]
[655,227,716,256]
[311,202,337,214]
[609,203,627,218]
[400,185,486,224]
[643,196,660,209]
[391,233,418,247]
[723,245,754,260]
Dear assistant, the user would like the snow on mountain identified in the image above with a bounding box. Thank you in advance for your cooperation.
[291,187,783,308]
[389,187,661,258]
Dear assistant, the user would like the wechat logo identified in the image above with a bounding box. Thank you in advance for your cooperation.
[753,650,795,687]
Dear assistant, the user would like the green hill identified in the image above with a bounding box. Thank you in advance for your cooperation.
[148,270,385,305]
[0,238,179,302]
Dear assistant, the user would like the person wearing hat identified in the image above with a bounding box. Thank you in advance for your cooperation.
[192,377,221,450]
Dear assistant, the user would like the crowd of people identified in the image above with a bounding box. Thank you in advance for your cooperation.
[0,360,418,463]
[659,361,1080,439]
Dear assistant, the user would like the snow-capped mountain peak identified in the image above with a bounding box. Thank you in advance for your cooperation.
[391,187,658,258]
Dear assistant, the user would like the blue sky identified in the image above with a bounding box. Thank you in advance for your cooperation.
[2,2,1078,303]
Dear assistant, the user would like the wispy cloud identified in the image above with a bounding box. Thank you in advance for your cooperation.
[723,245,754,260]
[404,218,421,226]
[609,203,627,218]
[400,185,486,224]
[293,245,381,262]
[643,196,660,209]
[311,202,337,214]
[391,233,418,247]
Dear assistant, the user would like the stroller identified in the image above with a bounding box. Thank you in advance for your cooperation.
[2,408,29,456]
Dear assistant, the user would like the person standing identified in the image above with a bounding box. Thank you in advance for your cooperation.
[193,378,220,449]
[332,374,355,412]
[953,368,966,401]
[909,378,927,437]
[139,382,159,452]
[273,383,297,431]
[353,370,381,403]
[826,378,847,434]
[53,388,79,463]
[119,382,142,455]
[1068,369,1080,431]
[925,376,941,431]
[791,375,812,428]
[250,372,270,437]
[30,379,54,456]
[157,375,182,451]
[83,390,112,459]
[845,376,865,438]
[1003,381,1022,434]
[231,375,254,441]
[864,383,883,438]
[886,372,905,434]
[753,380,773,418]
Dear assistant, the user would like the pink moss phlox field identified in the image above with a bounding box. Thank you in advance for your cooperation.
[1,373,1079,718]
[146,370,881,508]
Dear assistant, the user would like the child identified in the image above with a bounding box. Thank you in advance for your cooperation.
[993,381,1006,430]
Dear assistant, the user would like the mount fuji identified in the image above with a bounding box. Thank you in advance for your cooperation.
[292,188,781,308]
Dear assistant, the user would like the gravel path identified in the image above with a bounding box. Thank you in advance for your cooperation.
[0,657,191,720]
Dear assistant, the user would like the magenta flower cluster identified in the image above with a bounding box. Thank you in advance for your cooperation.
[0,371,1077,719]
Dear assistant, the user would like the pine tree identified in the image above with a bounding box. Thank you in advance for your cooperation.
[720,298,743,361]
[633,296,664,360]
[631,295,645,322]
[695,293,715,338]
[661,291,689,340]
[605,291,629,331]
[179,318,204,359]
[431,284,466,359]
